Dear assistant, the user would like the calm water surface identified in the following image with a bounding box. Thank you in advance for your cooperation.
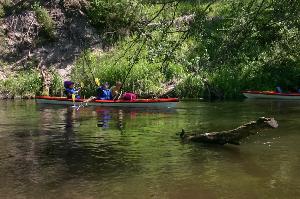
[0,100,299,199]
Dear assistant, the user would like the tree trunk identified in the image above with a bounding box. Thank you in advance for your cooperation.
[40,67,51,96]
[180,117,278,145]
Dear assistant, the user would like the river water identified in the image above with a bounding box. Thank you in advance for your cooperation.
[0,100,299,199]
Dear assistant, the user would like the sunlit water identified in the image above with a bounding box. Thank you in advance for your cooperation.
[0,100,299,199]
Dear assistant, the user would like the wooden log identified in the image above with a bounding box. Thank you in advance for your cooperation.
[180,117,278,145]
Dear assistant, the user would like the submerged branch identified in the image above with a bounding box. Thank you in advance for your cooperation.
[180,117,278,145]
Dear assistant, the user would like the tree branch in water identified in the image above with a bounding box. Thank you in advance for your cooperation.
[180,117,278,145]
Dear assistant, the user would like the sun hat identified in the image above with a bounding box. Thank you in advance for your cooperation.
[64,81,74,88]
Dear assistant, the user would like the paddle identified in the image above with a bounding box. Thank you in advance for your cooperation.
[75,78,100,110]
[72,93,76,108]
[95,78,100,87]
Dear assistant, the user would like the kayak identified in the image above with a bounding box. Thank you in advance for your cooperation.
[35,96,179,108]
[242,90,300,100]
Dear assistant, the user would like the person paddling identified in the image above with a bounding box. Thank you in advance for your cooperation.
[96,82,112,100]
[110,81,137,100]
[64,81,80,99]
[110,81,122,100]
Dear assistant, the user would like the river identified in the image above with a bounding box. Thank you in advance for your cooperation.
[0,100,299,199]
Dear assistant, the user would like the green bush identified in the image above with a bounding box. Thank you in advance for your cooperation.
[49,70,63,96]
[71,52,167,97]
[88,0,143,42]
[0,69,42,98]
[32,2,56,40]
[78,0,300,99]
[0,5,4,18]
[0,69,64,98]
[0,0,11,17]
[71,35,187,97]
[175,74,205,98]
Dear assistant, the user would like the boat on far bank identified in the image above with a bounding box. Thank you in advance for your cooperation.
[35,96,179,108]
[242,90,300,100]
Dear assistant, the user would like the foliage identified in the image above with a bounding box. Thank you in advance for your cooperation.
[181,0,300,98]
[0,0,11,17]
[0,68,65,98]
[175,74,204,98]
[63,0,88,11]
[72,0,298,99]
[0,4,4,18]
[71,35,187,97]
[49,70,63,96]
[0,69,42,98]
[88,0,144,43]
[2,0,299,99]
[32,2,56,40]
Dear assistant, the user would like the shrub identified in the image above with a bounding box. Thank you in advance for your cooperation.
[88,0,143,42]
[49,70,63,96]
[175,74,205,98]
[70,35,187,97]
[0,0,11,17]
[71,52,167,97]
[0,69,42,98]
[32,2,56,40]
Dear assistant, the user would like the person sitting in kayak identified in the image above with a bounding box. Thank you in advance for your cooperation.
[110,81,122,100]
[97,82,112,100]
[64,81,80,99]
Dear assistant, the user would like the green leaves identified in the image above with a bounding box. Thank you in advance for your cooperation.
[88,0,143,41]
[77,0,299,99]
[0,69,42,98]
[32,2,56,41]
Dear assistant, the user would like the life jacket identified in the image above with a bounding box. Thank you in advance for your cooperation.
[65,88,80,99]
[97,87,112,100]
[122,92,137,101]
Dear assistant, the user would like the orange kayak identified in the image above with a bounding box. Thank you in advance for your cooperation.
[35,96,179,108]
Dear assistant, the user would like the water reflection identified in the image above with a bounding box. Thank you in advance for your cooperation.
[1,100,300,199]
[96,108,125,133]
[65,107,76,130]
[94,107,177,133]
[96,108,113,129]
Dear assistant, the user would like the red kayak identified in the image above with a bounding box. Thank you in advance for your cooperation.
[35,96,179,108]
[242,90,300,100]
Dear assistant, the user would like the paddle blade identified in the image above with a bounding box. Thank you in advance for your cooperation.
[95,78,100,86]
[72,94,76,102]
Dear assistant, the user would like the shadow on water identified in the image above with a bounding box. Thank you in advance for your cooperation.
[1,100,300,199]
[34,105,177,171]
[7,104,179,178]
[0,105,178,199]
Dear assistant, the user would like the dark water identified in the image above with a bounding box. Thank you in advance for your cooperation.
[0,100,300,199]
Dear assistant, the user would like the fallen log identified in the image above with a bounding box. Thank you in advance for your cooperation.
[180,117,278,145]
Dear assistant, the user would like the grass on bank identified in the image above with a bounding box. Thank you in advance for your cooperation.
[0,69,63,98]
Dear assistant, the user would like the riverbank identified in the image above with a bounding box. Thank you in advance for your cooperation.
[1,1,299,100]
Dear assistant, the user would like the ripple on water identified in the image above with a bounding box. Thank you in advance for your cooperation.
[0,100,300,199]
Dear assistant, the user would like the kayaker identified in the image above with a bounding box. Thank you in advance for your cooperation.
[110,81,122,100]
[64,81,80,99]
[97,82,112,100]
